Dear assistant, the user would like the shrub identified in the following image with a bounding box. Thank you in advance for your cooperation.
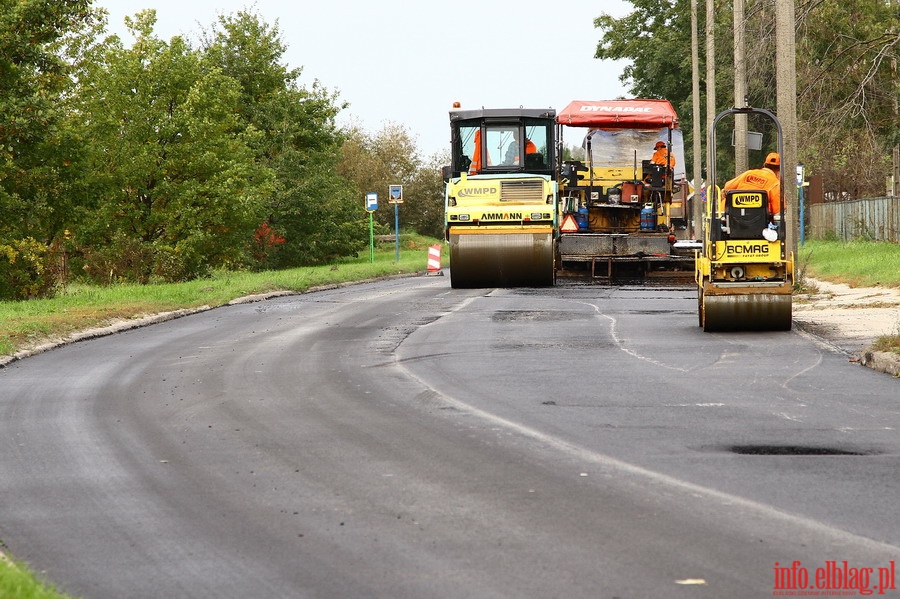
[0,238,57,300]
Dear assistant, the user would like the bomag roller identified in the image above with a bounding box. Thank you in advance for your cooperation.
[443,107,558,288]
[695,106,793,331]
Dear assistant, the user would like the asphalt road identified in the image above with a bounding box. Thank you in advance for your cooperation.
[1,276,898,598]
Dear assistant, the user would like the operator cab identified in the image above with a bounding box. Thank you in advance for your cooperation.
[444,108,556,179]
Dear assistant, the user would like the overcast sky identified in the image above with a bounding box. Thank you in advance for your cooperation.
[94,0,633,159]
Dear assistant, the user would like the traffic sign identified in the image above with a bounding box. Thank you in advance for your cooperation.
[560,213,580,232]
[389,184,403,204]
[366,192,378,212]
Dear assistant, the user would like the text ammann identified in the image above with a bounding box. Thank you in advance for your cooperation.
[481,212,523,220]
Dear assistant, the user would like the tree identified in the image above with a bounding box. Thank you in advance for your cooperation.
[201,9,365,267]
[592,0,899,199]
[403,150,450,239]
[595,0,706,177]
[338,122,449,241]
[338,122,424,226]
[0,0,96,298]
[71,10,273,282]
[794,0,898,199]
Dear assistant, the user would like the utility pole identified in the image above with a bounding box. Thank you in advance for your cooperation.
[691,0,703,239]
[705,0,716,186]
[893,53,899,196]
[775,0,799,259]
[733,0,748,173]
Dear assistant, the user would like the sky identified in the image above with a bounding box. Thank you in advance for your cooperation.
[94,0,633,159]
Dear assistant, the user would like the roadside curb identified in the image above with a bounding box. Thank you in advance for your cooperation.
[860,350,900,377]
[0,307,208,369]
[793,321,900,378]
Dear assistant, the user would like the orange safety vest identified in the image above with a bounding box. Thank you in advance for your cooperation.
[651,147,675,168]
[723,167,781,215]
[470,129,483,173]
[512,139,538,163]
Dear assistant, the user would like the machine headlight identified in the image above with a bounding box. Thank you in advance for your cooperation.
[458,214,471,222]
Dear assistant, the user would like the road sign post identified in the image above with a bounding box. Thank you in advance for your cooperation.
[389,185,403,262]
[366,192,378,263]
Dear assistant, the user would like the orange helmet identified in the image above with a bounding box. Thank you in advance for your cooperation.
[765,152,780,167]
[655,141,666,149]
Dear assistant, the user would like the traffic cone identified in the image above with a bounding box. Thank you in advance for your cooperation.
[426,244,443,276]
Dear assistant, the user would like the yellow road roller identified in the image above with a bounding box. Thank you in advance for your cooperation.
[696,107,793,331]
[443,106,558,288]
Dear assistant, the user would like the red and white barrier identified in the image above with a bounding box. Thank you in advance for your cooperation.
[426,244,443,275]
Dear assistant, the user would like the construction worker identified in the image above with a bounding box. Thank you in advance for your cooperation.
[469,129,484,173]
[723,152,781,217]
[650,140,675,169]
[503,129,537,165]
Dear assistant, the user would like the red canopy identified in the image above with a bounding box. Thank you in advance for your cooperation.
[556,99,679,129]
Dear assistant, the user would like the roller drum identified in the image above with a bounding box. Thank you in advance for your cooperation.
[701,292,792,332]
[449,231,554,288]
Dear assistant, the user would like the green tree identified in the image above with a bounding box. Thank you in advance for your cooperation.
[795,0,898,199]
[338,122,448,240]
[72,10,273,282]
[592,0,899,199]
[593,0,740,177]
[0,0,96,297]
[338,122,423,226]
[201,9,365,267]
[403,151,450,239]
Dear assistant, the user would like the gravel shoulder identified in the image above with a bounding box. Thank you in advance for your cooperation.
[793,278,900,376]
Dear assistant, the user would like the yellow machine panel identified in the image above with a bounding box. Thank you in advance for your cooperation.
[713,240,783,263]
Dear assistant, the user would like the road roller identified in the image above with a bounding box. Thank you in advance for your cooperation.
[695,106,793,331]
[443,107,558,288]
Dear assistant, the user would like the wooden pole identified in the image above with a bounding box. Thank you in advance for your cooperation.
[705,0,716,187]
[733,0,748,173]
[776,0,798,259]
[691,0,703,238]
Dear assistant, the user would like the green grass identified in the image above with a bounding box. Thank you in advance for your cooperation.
[1,235,446,359]
[798,239,900,288]
[0,554,78,599]
[797,239,900,355]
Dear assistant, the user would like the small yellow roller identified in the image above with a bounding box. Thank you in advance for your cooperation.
[695,106,794,333]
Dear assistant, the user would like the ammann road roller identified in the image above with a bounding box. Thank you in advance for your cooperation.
[443,107,558,288]
[695,107,794,331]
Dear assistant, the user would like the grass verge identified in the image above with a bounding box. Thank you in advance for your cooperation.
[798,239,900,288]
[798,239,900,355]
[1,236,445,359]
[0,554,76,599]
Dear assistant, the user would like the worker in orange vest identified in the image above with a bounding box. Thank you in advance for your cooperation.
[650,140,675,169]
[723,152,781,216]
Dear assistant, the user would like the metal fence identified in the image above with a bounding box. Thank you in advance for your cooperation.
[808,196,900,242]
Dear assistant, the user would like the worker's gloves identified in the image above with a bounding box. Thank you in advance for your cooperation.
[767,222,778,230]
